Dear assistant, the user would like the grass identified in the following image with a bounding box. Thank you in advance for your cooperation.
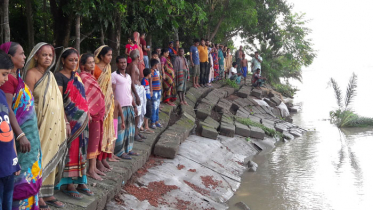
[272,83,298,98]
[223,79,239,89]
[236,117,284,140]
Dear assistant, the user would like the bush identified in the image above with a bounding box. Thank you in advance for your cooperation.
[223,79,239,89]
[236,117,284,140]
[272,83,297,98]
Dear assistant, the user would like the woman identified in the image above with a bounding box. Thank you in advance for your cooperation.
[225,48,232,79]
[80,53,106,181]
[0,42,42,210]
[134,32,145,79]
[208,48,214,84]
[54,48,92,199]
[24,43,67,209]
[125,36,138,64]
[93,46,116,173]
[212,47,219,80]
[160,49,177,106]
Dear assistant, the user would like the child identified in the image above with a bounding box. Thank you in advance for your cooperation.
[0,51,21,210]
[149,59,162,129]
[141,68,154,133]
[173,48,189,105]
[229,62,242,85]
[241,54,248,84]
[109,99,125,162]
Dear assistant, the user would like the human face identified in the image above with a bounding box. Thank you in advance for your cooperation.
[178,49,184,57]
[195,42,199,46]
[227,49,230,53]
[239,46,243,50]
[83,57,95,72]
[101,50,112,64]
[10,45,26,69]
[35,46,53,69]
[169,43,173,48]
[117,58,127,71]
[206,41,210,46]
[0,69,10,86]
[164,51,169,57]
[201,40,205,46]
[63,53,78,71]
[152,54,158,59]
[175,41,180,48]
[156,48,161,55]
[141,34,145,39]
[128,38,133,44]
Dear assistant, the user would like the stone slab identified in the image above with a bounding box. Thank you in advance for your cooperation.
[221,114,234,124]
[220,122,236,137]
[270,97,282,106]
[215,98,233,112]
[250,88,262,98]
[204,116,220,129]
[154,130,181,158]
[248,115,262,124]
[264,98,276,107]
[196,102,211,120]
[237,87,251,98]
[249,126,265,139]
[235,122,251,137]
[201,125,219,140]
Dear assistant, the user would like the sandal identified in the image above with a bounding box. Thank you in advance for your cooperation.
[45,199,65,208]
[61,189,83,200]
[77,187,94,196]
[135,135,144,142]
[150,124,156,129]
[120,154,132,160]
[128,151,139,156]
[156,123,163,128]
[144,129,154,134]
[39,204,51,210]
[138,133,147,139]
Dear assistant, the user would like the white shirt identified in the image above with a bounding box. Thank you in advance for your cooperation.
[229,67,237,78]
[252,55,262,71]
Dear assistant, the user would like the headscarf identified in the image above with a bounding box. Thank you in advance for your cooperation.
[23,42,56,82]
[134,32,145,78]
[54,47,80,73]
[0,42,11,53]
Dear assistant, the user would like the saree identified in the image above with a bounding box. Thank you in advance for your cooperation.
[208,54,214,83]
[134,32,145,79]
[173,56,189,93]
[212,52,219,80]
[161,57,177,103]
[23,42,67,197]
[94,45,116,155]
[55,67,89,189]
[114,106,135,156]
[80,71,105,160]
[225,54,232,73]
[11,70,42,210]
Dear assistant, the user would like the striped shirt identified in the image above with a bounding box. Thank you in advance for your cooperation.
[151,68,161,91]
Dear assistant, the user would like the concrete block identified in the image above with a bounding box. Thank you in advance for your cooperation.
[264,98,276,107]
[215,98,232,112]
[237,87,251,98]
[196,102,211,120]
[201,125,219,140]
[204,116,220,129]
[248,115,262,124]
[270,97,282,106]
[249,126,265,139]
[221,114,234,124]
[250,89,262,98]
[220,122,236,137]
[272,108,282,118]
[247,97,259,106]
[220,86,235,96]
[235,122,251,137]
[236,107,251,118]
[154,130,181,158]
[289,107,298,113]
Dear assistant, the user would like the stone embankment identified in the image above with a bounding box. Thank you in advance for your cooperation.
[51,80,305,210]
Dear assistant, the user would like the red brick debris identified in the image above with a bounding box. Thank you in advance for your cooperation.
[183,180,210,196]
[174,198,191,210]
[188,169,197,172]
[235,161,244,166]
[200,176,222,189]
[136,156,164,177]
[212,161,225,169]
[124,181,179,207]
[177,164,186,170]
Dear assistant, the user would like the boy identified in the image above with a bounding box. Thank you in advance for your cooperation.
[189,39,200,88]
[0,50,21,210]
[241,54,248,84]
[173,48,189,105]
[109,99,125,162]
[141,68,154,133]
[149,59,162,129]
[229,62,242,85]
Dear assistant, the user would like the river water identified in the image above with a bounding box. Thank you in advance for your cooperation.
[228,0,373,209]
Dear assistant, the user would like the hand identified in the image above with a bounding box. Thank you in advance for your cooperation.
[15,170,21,176]
[134,107,138,116]
[151,91,153,97]
[136,97,141,106]
[191,63,194,67]
[19,136,31,153]
[66,125,71,137]
[121,123,125,130]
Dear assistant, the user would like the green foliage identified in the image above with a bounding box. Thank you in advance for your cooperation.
[237,117,283,140]
[246,137,251,142]
[272,83,297,98]
[223,79,239,89]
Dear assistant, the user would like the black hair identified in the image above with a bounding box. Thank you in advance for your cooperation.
[97,46,112,61]
[169,41,173,45]
[116,55,126,63]
[161,48,168,56]
[227,48,230,50]
[8,42,21,56]
[151,51,158,56]
[193,39,200,43]
[255,51,259,54]
[80,53,94,66]
[143,68,151,77]
[256,68,261,71]
[150,59,159,68]
[156,47,161,50]
[232,62,237,67]
[61,49,78,61]
[0,50,14,70]
[200,38,205,42]
[178,48,184,51]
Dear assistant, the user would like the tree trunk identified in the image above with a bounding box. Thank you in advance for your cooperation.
[50,0,73,48]
[173,27,179,41]
[209,15,225,42]
[3,0,10,42]
[0,2,4,44]
[26,0,35,51]
[43,0,47,41]
[115,15,121,56]
[100,27,105,45]
[75,15,80,53]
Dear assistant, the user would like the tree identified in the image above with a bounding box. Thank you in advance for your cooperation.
[3,0,10,42]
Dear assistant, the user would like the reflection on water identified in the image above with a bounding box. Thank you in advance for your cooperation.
[228,107,373,210]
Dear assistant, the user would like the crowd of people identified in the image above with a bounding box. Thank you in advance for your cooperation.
[0,32,267,210]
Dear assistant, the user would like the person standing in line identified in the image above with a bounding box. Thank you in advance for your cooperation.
[160,49,177,106]
[235,46,243,73]
[54,48,93,199]
[241,53,249,84]
[134,32,145,80]
[212,46,219,80]
[225,48,232,79]
[189,39,200,88]
[149,59,162,129]
[79,53,107,181]
[141,68,154,133]
[251,51,263,74]
[0,50,21,210]
[140,33,150,68]
[173,48,189,105]
[24,43,67,209]
[198,38,209,87]
[113,55,140,159]
[218,44,225,80]
[208,46,214,84]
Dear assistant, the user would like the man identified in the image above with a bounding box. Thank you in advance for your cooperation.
[156,47,161,57]
[235,46,243,73]
[113,56,141,159]
[173,48,189,105]
[189,39,200,88]
[229,61,242,84]
[252,68,266,88]
[241,53,248,84]
[198,38,209,87]
[126,50,147,142]
[140,33,150,68]
[251,51,263,74]
[218,44,225,80]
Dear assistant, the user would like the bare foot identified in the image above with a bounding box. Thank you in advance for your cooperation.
[108,157,120,162]
[95,168,106,176]
[102,159,112,170]
[97,161,110,173]
[87,171,103,181]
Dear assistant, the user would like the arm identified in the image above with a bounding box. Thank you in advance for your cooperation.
[125,47,130,56]
[189,52,194,67]
[5,93,30,153]
[119,104,125,129]
[112,84,116,99]
[149,77,153,97]
[131,81,140,106]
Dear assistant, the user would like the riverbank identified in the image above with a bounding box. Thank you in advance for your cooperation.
[51,78,305,210]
